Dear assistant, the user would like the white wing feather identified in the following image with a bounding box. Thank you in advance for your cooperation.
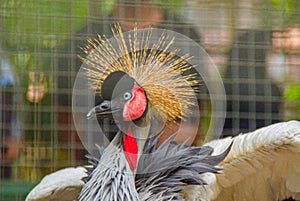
[204,120,300,201]
[25,167,88,201]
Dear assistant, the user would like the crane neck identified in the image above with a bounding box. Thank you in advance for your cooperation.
[123,107,151,173]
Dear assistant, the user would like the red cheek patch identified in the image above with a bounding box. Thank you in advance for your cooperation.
[123,83,147,121]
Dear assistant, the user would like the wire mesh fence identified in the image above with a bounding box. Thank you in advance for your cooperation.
[1,0,300,200]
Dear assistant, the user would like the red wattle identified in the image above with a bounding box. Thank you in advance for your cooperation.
[123,127,138,170]
[123,83,147,121]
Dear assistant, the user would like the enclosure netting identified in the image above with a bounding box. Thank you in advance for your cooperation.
[1,0,300,200]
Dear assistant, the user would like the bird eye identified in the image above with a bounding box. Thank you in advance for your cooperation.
[123,92,132,100]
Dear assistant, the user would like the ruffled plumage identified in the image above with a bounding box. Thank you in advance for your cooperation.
[82,131,230,201]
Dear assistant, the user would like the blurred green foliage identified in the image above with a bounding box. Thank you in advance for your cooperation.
[285,84,300,101]
[1,0,185,73]
[285,84,300,120]
[1,0,299,49]
[270,0,300,26]
[0,181,35,201]
[1,0,89,49]
[1,0,90,75]
[1,0,185,50]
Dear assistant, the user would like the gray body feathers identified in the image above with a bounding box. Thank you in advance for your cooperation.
[80,132,229,201]
[79,134,139,201]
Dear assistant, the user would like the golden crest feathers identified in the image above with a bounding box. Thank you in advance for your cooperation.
[81,24,199,121]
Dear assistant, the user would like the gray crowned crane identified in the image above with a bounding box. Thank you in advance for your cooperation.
[26,25,300,201]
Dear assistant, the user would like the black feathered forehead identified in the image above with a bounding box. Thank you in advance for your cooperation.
[101,71,135,100]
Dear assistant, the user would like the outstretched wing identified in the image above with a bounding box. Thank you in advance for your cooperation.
[204,121,300,201]
[25,167,88,201]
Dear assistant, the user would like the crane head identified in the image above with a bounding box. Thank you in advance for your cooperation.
[82,24,200,171]
[86,71,150,170]
[87,71,147,123]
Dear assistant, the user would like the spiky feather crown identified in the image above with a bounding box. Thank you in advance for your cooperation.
[81,25,199,121]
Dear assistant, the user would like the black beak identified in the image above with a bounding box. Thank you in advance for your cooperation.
[87,100,115,119]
